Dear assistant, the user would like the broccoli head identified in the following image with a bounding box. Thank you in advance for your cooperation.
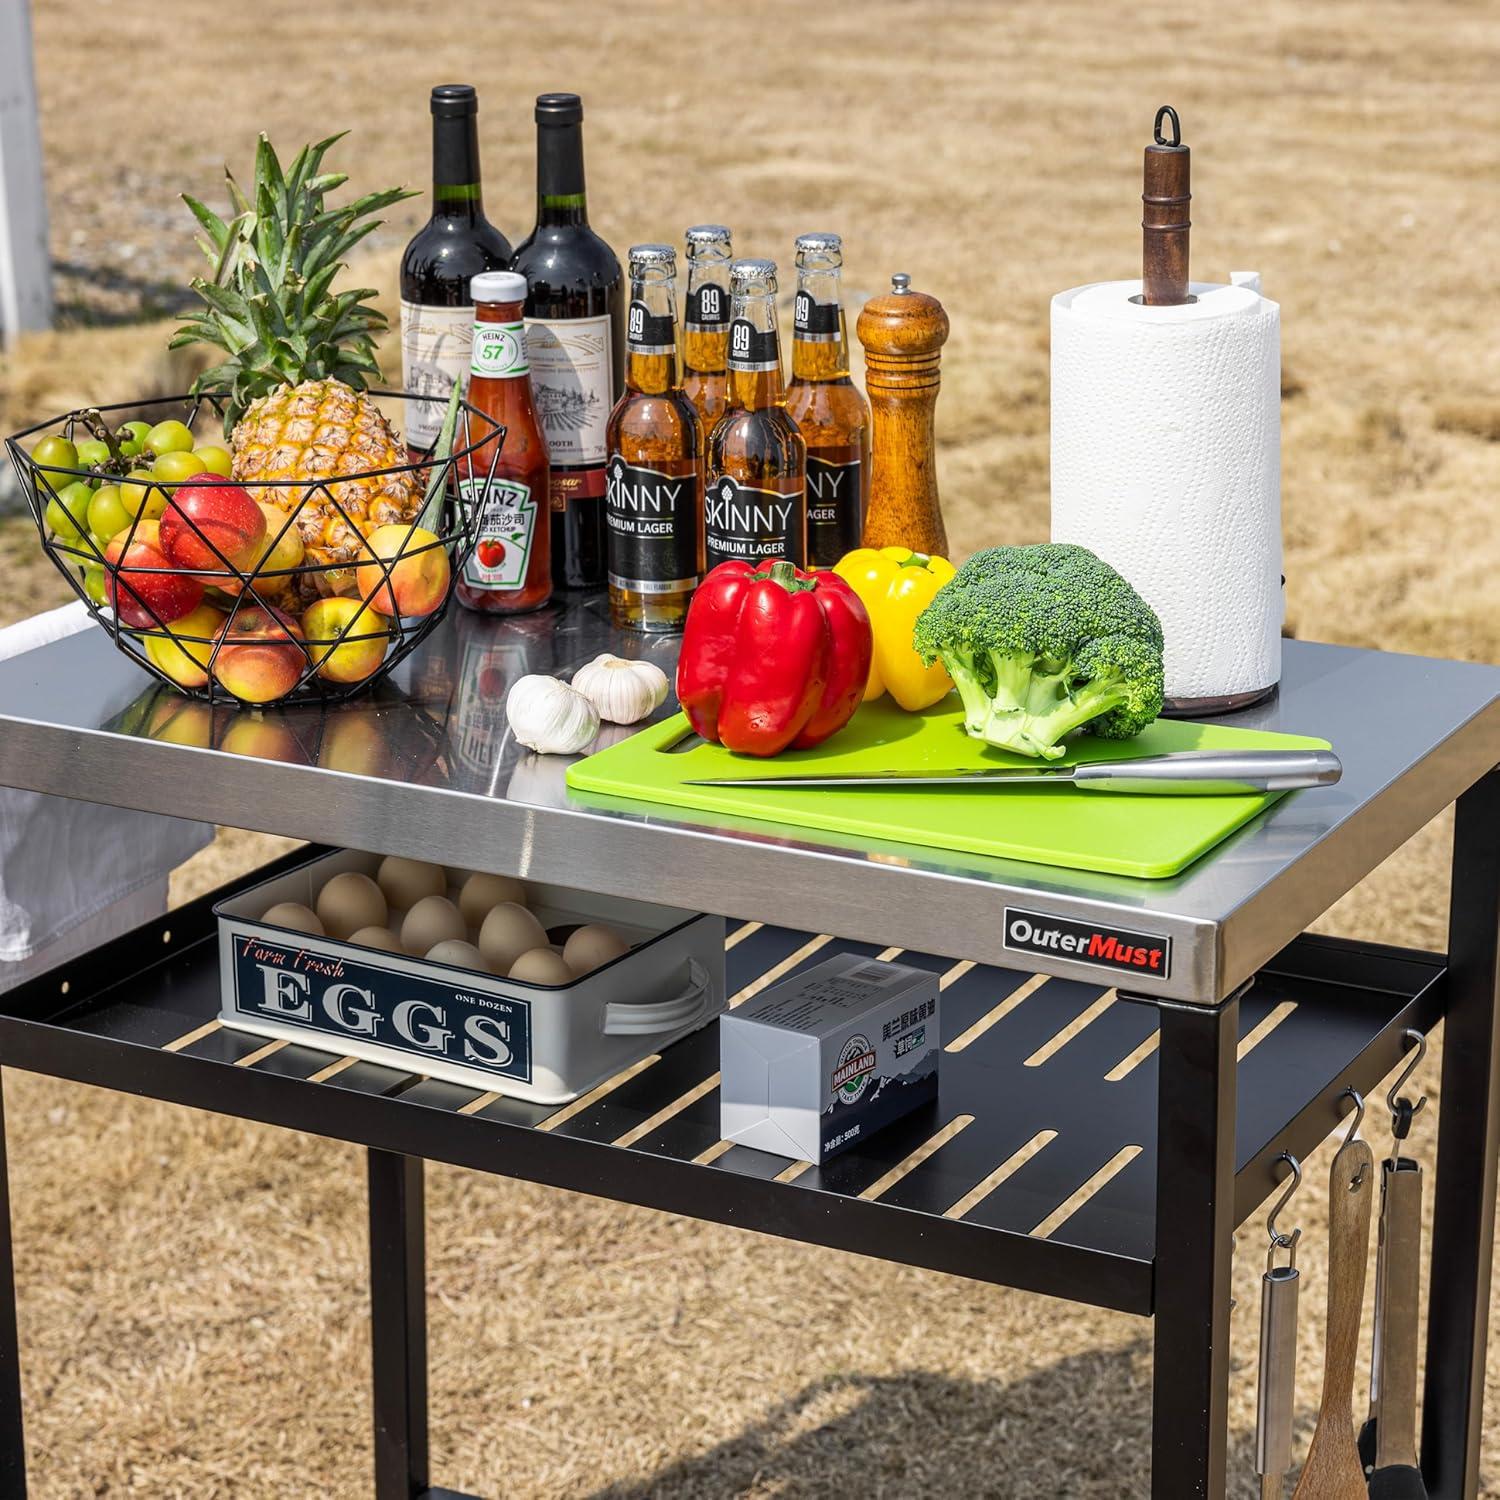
[911,543,1165,760]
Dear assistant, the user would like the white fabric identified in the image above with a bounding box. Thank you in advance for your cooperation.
[0,603,211,968]
[1050,277,1283,701]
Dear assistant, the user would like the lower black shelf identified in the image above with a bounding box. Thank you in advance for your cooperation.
[0,850,1445,1316]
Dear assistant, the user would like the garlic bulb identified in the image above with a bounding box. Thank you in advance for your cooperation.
[506,675,600,755]
[571,653,670,725]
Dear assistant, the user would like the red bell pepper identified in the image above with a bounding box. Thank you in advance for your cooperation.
[677,558,873,756]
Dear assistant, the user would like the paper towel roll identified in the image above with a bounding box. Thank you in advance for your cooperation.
[1051,278,1281,706]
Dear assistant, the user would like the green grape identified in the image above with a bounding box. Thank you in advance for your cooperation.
[120,468,166,521]
[45,481,94,545]
[81,565,109,606]
[116,421,151,460]
[145,419,195,456]
[152,450,204,486]
[74,438,112,470]
[192,445,233,477]
[31,434,77,470]
[88,485,131,543]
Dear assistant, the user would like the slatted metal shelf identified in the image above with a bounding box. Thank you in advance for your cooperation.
[0,850,1444,1316]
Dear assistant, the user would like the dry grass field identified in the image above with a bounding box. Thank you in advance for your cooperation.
[2,0,1499,1494]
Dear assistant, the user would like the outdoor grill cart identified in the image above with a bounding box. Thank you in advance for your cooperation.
[0,599,1495,1500]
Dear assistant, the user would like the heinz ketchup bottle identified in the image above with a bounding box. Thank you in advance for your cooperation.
[456,271,552,613]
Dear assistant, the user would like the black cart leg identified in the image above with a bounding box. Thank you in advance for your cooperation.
[1423,767,1500,1500]
[1150,997,1238,1500]
[0,1077,25,1496]
[368,1149,428,1500]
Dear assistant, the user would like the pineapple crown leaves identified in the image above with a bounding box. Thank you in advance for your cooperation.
[171,132,418,434]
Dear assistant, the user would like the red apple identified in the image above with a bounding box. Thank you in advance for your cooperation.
[105,521,204,628]
[210,602,309,704]
[159,476,267,576]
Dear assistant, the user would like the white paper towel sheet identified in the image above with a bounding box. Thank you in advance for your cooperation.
[1051,278,1282,702]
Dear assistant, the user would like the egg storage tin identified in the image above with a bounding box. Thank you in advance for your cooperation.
[215,849,726,1103]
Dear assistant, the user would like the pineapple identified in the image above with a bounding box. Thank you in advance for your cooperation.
[172,135,420,599]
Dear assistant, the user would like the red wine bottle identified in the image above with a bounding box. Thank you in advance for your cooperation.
[399,84,513,454]
[510,93,624,590]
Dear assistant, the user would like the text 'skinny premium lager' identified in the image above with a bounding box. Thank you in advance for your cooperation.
[786,233,870,566]
[704,259,807,568]
[681,224,733,434]
[604,245,704,632]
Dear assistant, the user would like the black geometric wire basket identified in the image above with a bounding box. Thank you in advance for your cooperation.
[5,390,504,707]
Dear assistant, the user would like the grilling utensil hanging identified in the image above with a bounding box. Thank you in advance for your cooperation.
[1358,1032,1431,1500]
[1256,1153,1303,1500]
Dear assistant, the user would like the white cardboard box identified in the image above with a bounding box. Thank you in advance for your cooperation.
[720,954,940,1163]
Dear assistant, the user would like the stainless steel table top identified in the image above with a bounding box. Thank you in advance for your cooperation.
[0,595,1495,1003]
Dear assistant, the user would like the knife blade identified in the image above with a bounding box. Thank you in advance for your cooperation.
[684,748,1342,796]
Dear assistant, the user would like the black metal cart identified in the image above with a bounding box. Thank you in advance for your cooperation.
[0,599,1495,1499]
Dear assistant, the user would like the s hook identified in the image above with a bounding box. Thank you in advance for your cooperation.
[1266,1152,1302,1272]
[1387,1029,1428,1163]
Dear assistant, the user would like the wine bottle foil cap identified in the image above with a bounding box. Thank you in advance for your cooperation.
[629,244,677,267]
[431,84,478,117]
[795,232,842,255]
[471,270,529,303]
[686,224,732,246]
[535,92,583,124]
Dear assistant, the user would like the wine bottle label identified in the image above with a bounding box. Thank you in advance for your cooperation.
[793,292,841,342]
[401,300,474,449]
[685,283,728,332]
[524,313,614,467]
[471,319,529,378]
[626,300,676,356]
[806,452,864,566]
[727,319,781,373]
[705,473,805,568]
[605,454,699,593]
[458,476,538,591]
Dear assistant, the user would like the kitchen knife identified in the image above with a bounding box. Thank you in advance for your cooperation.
[684,749,1342,796]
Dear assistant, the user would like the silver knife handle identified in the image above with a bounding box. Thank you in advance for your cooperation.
[1072,749,1342,796]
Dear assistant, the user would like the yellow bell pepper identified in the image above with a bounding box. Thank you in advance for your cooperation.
[832,546,957,710]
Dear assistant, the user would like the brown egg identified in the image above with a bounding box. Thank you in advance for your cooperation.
[562,923,631,976]
[400,895,466,956]
[261,901,324,936]
[458,871,527,928]
[377,855,447,910]
[424,939,488,972]
[315,872,388,940]
[478,902,548,974]
[349,925,404,954]
[508,947,574,986]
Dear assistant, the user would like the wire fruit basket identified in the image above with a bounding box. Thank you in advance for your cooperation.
[6,391,504,706]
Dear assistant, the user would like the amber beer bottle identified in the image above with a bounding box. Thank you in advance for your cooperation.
[456,271,552,614]
[704,259,807,568]
[786,233,870,567]
[604,246,703,632]
[681,224,733,432]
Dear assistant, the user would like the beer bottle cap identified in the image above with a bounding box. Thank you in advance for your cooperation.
[686,225,732,247]
[431,84,478,117]
[730,258,778,294]
[795,232,842,256]
[535,92,583,124]
[629,244,677,268]
[471,270,529,304]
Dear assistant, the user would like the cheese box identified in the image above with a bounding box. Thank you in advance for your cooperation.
[719,953,940,1163]
[216,849,726,1104]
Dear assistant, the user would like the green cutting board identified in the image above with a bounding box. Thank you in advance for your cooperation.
[565,699,1331,879]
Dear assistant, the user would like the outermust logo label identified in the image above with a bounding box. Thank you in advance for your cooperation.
[1003,908,1172,979]
[831,1034,877,1101]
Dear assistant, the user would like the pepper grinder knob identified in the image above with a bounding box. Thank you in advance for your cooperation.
[855,273,950,555]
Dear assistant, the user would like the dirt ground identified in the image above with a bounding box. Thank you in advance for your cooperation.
[2,0,1499,1494]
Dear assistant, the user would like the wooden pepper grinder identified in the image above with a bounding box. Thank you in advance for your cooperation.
[856,273,950,555]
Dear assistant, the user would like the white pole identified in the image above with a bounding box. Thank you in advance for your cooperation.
[0,0,52,346]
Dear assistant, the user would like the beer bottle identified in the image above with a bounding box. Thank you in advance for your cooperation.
[456,271,552,614]
[786,233,870,567]
[681,224,733,432]
[704,258,807,568]
[605,245,704,633]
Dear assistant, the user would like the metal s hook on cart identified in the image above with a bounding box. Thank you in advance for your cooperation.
[1387,1029,1428,1164]
[1340,1088,1368,1188]
[1265,1152,1302,1272]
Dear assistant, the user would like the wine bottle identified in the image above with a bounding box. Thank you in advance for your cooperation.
[511,92,624,590]
[400,84,513,455]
